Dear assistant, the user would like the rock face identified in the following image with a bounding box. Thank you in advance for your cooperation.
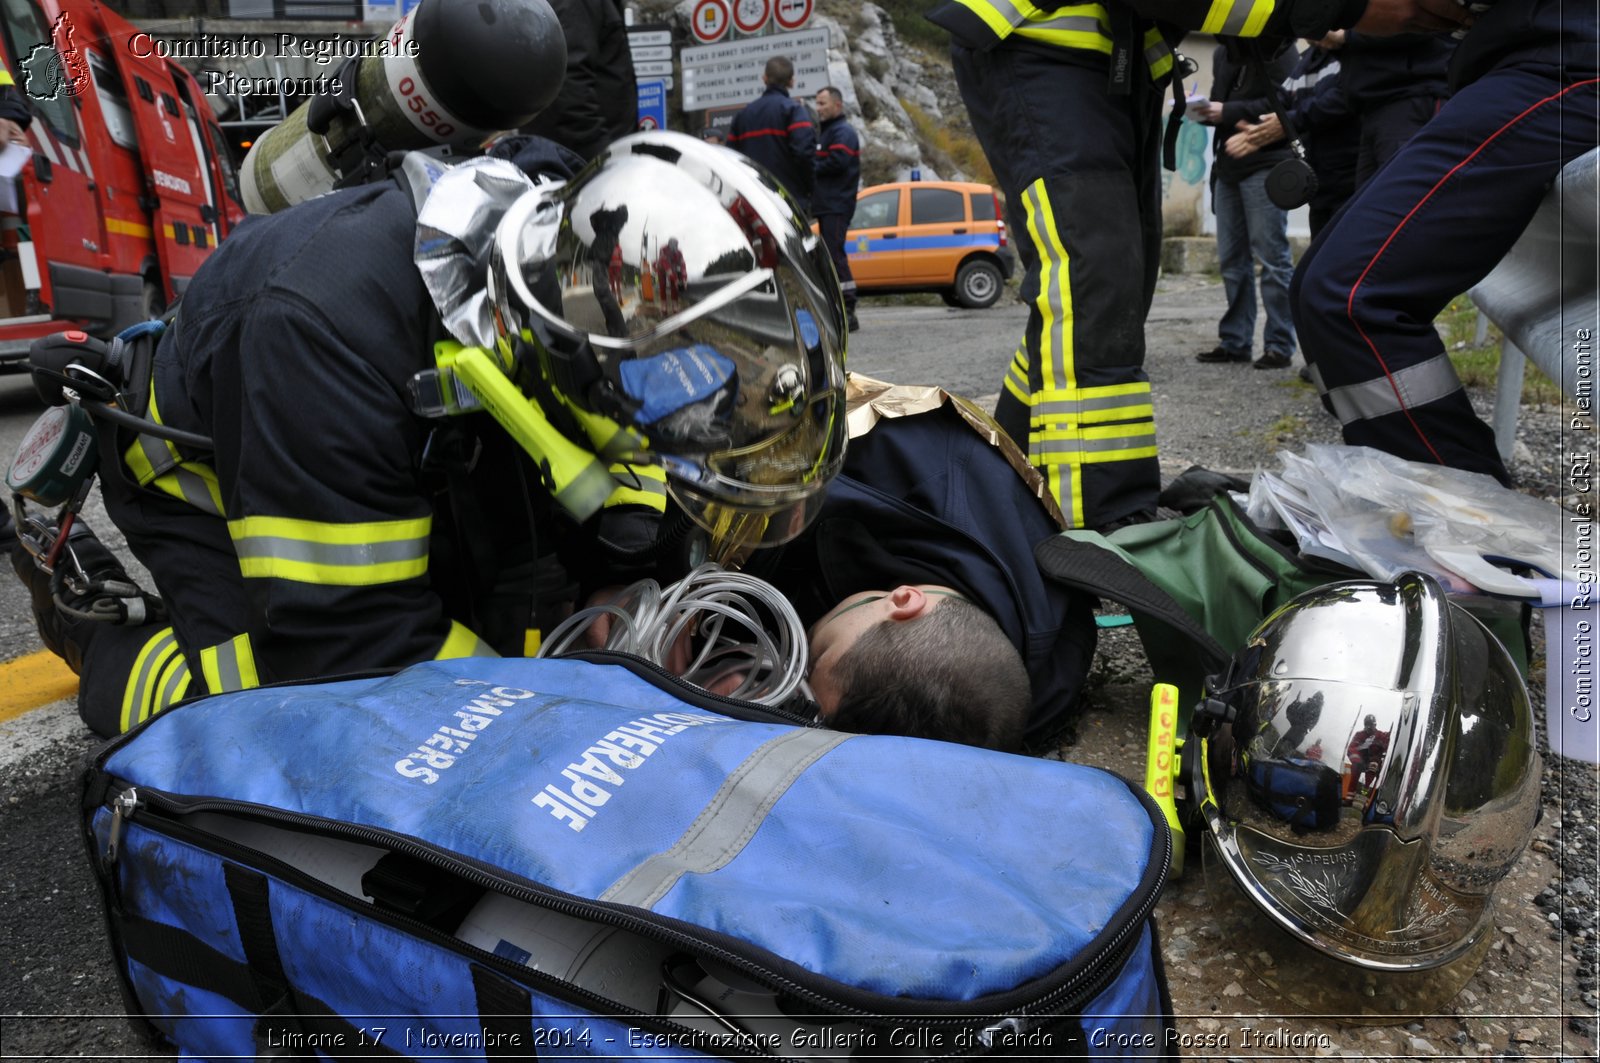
[649,0,953,181]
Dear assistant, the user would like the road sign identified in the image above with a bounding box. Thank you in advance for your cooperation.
[680,26,829,111]
[627,26,672,47]
[732,0,769,34]
[630,45,672,62]
[773,0,812,31]
[634,60,674,77]
[690,0,730,43]
[636,79,667,132]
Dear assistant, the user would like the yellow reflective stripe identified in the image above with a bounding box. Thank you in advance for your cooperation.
[0,69,14,87]
[523,629,542,657]
[229,515,431,586]
[120,627,181,734]
[951,0,1026,38]
[1021,179,1083,526]
[1004,373,1031,405]
[602,464,669,511]
[151,462,224,516]
[1145,30,1174,79]
[435,620,499,660]
[1241,0,1276,35]
[124,384,225,515]
[200,633,259,694]
[1014,26,1111,51]
[1201,0,1269,35]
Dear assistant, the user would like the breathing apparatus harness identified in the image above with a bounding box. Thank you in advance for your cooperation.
[539,562,812,708]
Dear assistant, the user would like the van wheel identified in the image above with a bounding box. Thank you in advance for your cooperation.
[939,290,962,307]
[142,277,168,320]
[953,259,1003,309]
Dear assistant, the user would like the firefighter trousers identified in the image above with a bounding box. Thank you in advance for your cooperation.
[952,44,1164,530]
[1294,68,1599,484]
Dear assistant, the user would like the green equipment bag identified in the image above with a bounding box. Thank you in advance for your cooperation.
[1035,494,1532,728]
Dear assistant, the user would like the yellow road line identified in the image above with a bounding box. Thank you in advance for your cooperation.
[0,650,78,722]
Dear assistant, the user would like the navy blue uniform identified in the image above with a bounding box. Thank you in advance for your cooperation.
[1294,0,1599,484]
[1338,31,1453,184]
[762,405,1096,744]
[813,112,861,317]
[729,86,816,213]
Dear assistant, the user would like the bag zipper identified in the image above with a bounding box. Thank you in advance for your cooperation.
[97,774,1170,1053]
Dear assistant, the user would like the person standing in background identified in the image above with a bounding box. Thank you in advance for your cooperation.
[812,86,861,332]
[520,0,637,161]
[1194,42,1299,372]
[729,57,816,214]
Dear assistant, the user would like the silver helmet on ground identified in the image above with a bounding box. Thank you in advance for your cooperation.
[1189,572,1541,1017]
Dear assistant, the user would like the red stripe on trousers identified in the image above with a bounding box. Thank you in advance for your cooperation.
[1346,77,1600,466]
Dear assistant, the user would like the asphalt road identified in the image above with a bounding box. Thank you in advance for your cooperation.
[0,280,1591,1060]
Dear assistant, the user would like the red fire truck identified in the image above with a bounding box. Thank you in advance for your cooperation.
[0,0,243,369]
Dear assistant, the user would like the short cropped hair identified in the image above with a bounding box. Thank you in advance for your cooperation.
[764,56,795,88]
[817,85,841,103]
[829,597,1030,751]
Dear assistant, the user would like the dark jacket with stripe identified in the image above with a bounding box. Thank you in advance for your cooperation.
[758,405,1096,744]
[812,114,861,218]
[730,86,816,211]
[104,175,626,692]
[927,0,1367,73]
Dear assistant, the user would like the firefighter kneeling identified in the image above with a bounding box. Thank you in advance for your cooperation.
[7,131,847,737]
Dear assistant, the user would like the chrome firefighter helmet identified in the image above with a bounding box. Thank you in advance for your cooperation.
[484,130,848,559]
[1189,572,1540,1016]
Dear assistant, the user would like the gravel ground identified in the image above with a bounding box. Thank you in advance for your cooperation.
[1012,274,1597,1061]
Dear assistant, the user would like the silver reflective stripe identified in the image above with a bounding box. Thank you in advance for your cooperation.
[1219,1,1253,35]
[1021,182,1071,395]
[129,629,180,712]
[1305,361,1327,392]
[133,433,178,480]
[211,645,242,693]
[1035,430,1155,457]
[154,654,191,713]
[1034,393,1149,419]
[1145,40,1171,66]
[1324,355,1465,425]
[600,729,854,909]
[1021,13,1104,34]
[168,465,221,516]
[232,535,429,568]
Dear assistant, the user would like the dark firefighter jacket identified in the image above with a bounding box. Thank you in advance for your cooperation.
[103,169,651,695]
[730,86,816,210]
[928,0,1369,83]
[520,0,637,161]
[1337,31,1452,112]
[1450,0,1598,90]
[0,63,31,126]
[812,114,861,218]
[758,404,1096,744]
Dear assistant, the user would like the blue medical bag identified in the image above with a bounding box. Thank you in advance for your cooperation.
[82,654,1175,1060]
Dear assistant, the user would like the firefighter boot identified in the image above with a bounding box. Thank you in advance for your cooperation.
[9,520,166,674]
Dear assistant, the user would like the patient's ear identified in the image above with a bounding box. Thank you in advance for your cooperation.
[885,585,933,621]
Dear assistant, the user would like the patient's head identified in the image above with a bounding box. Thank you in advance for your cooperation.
[806,585,1030,751]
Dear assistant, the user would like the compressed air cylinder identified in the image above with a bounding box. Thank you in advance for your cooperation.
[240,0,566,213]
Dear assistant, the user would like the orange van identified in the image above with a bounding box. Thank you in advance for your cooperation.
[845,179,1013,308]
